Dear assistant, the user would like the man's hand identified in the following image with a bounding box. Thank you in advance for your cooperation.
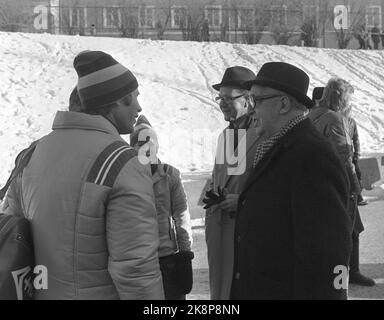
[203,187,226,209]
[218,194,239,213]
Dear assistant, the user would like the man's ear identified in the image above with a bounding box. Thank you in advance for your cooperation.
[278,96,292,115]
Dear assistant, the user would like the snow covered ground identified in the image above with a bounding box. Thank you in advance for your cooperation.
[1,31,384,185]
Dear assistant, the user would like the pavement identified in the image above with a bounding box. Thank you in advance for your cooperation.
[349,187,384,299]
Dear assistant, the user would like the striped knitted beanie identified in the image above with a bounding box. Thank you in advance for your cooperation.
[130,115,157,147]
[73,51,138,110]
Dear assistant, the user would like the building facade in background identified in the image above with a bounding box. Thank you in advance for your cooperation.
[0,0,383,49]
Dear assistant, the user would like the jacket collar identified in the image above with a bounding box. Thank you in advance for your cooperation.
[241,118,312,195]
[229,113,252,130]
[52,111,120,138]
[307,107,331,123]
[152,161,169,183]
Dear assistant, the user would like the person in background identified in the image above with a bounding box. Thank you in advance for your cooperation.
[340,107,367,207]
[371,23,381,50]
[90,24,97,36]
[363,26,372,50]
[309,77,375,287]
[130,115,194,300]
[381,30,384,50]
[355,25,366,49]
[201,19,210,42]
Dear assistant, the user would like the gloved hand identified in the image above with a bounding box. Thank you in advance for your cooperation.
[202,187,226,209]
[352,154,359,165]
[174,251,194,294]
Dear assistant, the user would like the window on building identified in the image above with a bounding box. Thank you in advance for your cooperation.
[303,5,318,22]
[103,7,121,28]
[69,8,87,28]
[171,6,187,29]
[237,8,255,29]
[69,8,79,28]
[140,6,155,28]
[270,5,287,26]
[205,5,222,28]
[121,7,139,27]
[366,6,382,28]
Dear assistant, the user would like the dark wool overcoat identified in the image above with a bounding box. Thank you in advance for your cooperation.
[231,119,353,300]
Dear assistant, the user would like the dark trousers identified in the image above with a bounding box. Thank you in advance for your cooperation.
[159,254,185,300]
[353,160,364,201]
[354,160,362,181]
[349,232,360,274]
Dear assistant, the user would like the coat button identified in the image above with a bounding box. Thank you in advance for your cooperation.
[235,272,240,280]
[237,235,241,243]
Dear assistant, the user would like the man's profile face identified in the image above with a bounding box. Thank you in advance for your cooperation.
[113,89,142,134]
[344,92,352,108]
[250,85,282,139]
[218,87,247,122]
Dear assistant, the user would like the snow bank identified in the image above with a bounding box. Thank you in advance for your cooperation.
[1,32,384,185]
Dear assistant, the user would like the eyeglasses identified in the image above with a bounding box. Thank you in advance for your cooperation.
[215,94,245,104]
[251,94,285,104]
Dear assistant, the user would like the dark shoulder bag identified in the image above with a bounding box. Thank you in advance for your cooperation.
[0,141,38,300]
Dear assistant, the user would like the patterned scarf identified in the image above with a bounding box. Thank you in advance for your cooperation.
[252,114,306,168]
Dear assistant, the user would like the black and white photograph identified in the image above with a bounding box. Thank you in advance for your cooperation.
[0,0,383,307]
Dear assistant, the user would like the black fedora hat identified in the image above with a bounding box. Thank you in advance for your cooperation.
[246,62,314,108]
[212,66,256,91]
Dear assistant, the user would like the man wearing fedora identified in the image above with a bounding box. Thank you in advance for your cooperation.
[231,62,352,300]
[204,66,262,300]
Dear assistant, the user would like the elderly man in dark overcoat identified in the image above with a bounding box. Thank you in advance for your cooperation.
[231,62,353,300]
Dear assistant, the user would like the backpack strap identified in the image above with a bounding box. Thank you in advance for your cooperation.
[86,141,137,188]
[0,141,39,202]
[0,140,136,203]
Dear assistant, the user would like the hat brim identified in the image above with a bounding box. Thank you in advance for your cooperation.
[212,80,252,91]
[245,78,314,109]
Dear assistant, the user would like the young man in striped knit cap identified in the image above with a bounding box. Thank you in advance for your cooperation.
[130,115,194,300]
[3,51,164,299]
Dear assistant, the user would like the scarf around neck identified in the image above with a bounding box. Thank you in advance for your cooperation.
[252,114,306,168]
